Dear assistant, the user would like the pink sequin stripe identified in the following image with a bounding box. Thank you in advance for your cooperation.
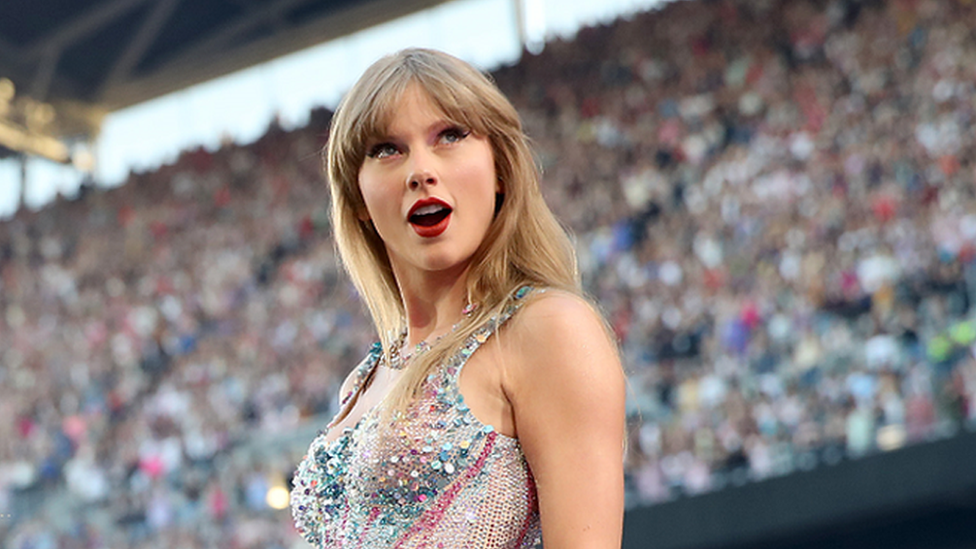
[334,505,352,548]
[514,473,539,547]
[393,431,499,549]
[357,506,382,547]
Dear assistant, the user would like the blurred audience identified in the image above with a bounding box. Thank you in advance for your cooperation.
[2,0,976,546]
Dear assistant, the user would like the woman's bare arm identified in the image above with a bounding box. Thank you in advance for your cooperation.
[504,291,626,548]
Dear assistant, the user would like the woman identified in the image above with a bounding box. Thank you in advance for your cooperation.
[291,48,624,548]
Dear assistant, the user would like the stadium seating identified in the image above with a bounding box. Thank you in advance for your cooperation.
[2,0,975,546]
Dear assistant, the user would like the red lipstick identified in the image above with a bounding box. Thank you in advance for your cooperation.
[408,197,452,238]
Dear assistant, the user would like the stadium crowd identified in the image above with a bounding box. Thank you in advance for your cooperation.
[2,0,976,546]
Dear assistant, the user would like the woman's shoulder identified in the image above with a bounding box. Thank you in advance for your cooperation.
[501,288,621,386]
[518,287,599,317]
[508,288,608,344]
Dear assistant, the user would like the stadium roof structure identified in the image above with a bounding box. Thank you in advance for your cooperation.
[0,0,451,129]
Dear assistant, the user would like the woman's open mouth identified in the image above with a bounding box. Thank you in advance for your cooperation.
[408,199,452,238]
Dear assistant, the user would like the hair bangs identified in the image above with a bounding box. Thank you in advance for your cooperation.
[338,75,410,177]
[413,75,496,138]
[360,77,496,154]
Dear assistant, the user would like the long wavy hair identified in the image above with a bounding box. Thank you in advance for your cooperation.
[326,48,580,415]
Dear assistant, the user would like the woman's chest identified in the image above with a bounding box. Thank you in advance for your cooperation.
[344,375,503,509]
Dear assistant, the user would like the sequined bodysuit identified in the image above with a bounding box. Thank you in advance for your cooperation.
[291,289,541,548]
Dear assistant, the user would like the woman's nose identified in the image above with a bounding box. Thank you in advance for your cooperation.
[407,171,436,189]
[405,150,437,189]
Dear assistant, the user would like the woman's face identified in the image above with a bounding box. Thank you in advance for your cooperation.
[358,84,499,280]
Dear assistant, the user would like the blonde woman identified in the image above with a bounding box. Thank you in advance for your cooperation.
[291,48,624,548]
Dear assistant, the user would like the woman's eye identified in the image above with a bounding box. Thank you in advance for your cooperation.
[439,127,470,145]
[367,143,399,159]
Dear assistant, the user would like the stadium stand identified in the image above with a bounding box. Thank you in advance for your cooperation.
[2,0,976,547]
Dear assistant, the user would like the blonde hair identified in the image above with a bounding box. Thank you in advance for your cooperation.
[326,48,580,414]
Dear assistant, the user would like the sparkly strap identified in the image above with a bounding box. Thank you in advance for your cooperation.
[334,342,383,419]
[497,285,540,326]
[449,285,542,378]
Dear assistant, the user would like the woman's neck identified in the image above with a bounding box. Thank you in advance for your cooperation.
[393,262,471,348]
